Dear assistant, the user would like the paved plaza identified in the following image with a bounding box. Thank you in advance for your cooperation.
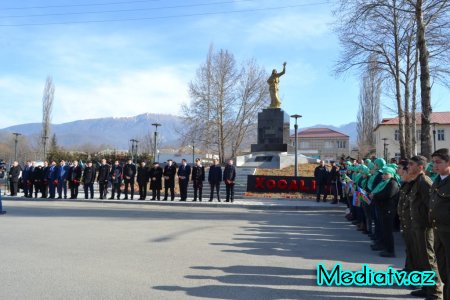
[1,200,418,299]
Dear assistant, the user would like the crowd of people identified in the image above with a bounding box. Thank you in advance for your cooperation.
[315,148,450,300]
[4,157,237,203]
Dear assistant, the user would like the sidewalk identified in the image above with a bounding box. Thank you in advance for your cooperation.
[2,192,347,210]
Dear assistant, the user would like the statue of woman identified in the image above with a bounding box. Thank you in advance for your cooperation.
[267,62,286,108]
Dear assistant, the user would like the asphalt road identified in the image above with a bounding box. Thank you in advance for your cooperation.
[0,201,417,299]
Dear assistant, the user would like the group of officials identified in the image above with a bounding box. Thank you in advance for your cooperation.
[7,157,237,203]
[331,148,450,300]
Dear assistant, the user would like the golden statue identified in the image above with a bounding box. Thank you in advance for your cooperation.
[267,62,286,108]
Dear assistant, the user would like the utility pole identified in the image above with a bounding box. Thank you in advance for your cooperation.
[151,123,161,163]
[12,132,22,162]
[290,114,302,177]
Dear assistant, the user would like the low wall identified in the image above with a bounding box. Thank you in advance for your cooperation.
[247,175,318,194]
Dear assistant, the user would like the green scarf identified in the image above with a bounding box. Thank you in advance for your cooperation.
[371,177,391,194]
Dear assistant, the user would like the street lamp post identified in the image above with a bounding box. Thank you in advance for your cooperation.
[130,139,138,163]
[192,139,195,164]
[290,114,302,177]
[12,132,22,162]
[151,123,161,163]
[432,123,437,152]
[42,135,49,160]
[382,138,388,161]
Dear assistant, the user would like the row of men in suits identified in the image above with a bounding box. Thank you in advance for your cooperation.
[8,157,237,202]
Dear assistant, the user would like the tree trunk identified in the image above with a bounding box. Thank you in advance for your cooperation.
[411,46,419,156]
[415,0,432,158]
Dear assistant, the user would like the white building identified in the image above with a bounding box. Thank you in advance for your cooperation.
[374,112,450,159]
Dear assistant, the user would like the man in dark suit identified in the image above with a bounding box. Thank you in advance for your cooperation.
[177,159,191,201]
[191,158,205,202]
[82,161,95,199]
[223,159,236,203]
[123,159,136,200]
[22,160,34,198]
[208,159,222,202]
[68,160,82,199]
[314,160,329,202]
[8,161,21,196]
[54,160,69,199]
[137,161,149,200]
[149,162,163,200]
[163,159,176,201]
[97,159,110,199]
[32,163,45,198]
[109,160,123,200]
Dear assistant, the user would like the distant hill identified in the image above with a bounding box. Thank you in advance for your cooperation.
[0,113,183,149]
[0,115,357,150]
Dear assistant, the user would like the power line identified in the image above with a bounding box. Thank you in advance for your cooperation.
[0,0,255,19]
[0,1,333,27]
[0,0,164,11]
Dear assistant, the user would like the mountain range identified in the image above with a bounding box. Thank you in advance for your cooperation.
[0,113,357,150]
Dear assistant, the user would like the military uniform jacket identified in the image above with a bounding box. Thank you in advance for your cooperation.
[149,167,163,189]
[163,165,177,187]
[137,166,149,185]
[409,173,433,229]
[397,181,413,230]
[429,175,450,232]
[123,164,136,182]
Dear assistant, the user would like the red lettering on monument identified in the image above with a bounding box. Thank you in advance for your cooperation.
[277,180,287,190]
[289,180,298,191]
[266,179,276,189]
[255,177,265,189]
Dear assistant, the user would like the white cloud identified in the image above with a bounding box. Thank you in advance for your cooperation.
[54,67,190,123]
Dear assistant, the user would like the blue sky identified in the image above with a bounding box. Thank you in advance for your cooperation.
[0,0,449,130]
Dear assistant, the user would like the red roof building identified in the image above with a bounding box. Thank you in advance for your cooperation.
[290,128,350,160]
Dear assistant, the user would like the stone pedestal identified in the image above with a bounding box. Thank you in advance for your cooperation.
[251,108,293,153]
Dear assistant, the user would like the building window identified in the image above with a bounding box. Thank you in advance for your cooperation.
[416,130,421,141]
[394,129,400,141]
[438,129,445,141]
[337,140,346,149]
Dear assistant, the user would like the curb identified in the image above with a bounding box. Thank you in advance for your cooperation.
[2,197,347,211]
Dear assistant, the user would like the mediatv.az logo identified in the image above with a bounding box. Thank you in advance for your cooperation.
[316,263,436,286]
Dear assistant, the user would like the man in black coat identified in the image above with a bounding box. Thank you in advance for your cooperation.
[137,161,149,200]
[149,162,163,200]
[32,163,45,198]
[82,161,95,199]
[314,160,329,202]
[223,159,236,203]
[22,161,34,198]
[123,159,136,200]
[97,159,110,199]
[68,160,82,199]
[109,160,123,200]
[208,159,222,202]
[8,161,21,196]
[163,159,176,201]
[41,161,49,198]
[177,159,191,201]
[191,158,205,202]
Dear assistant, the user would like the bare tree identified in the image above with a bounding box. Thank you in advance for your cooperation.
[41,76,55,160]
[182,46,268,163]
[334,0,450,158]
[357,55,382,157]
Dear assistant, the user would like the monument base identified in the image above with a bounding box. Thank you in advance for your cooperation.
[236,152,311,169]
